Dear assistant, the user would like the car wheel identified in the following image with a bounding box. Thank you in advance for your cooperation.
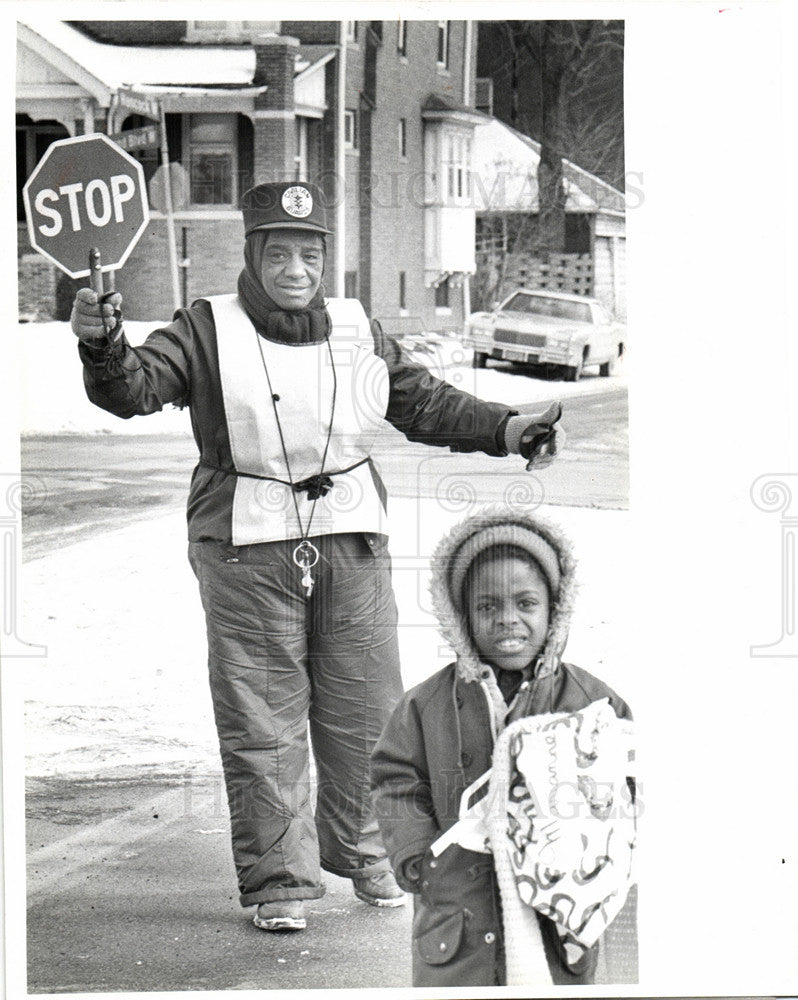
[564,360,583,382]
[472,351,487,369]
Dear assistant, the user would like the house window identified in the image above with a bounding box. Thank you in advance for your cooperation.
[186,113,236,206]
[344,109,358,150]
[437,20,449,68]
[398,118,407,158]
[344,270,359,298]
[346,21,358,43]
[445,132,471,204]
[435,278,450,309]
[397,18,407,56]
[293,117,323,182]
[399,271,407,310]
[296,117,308,180]
[16,116,69,221]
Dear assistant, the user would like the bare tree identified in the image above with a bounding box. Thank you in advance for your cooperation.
[486,20,624,254]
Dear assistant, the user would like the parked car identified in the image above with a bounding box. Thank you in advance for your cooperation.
[464,288,625,381]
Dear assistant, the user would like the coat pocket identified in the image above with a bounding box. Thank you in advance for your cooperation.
[414,909,465,966]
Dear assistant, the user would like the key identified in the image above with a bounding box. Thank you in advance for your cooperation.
[292,539,320,600]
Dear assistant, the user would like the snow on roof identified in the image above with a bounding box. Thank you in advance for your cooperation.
[19,18,256,89]
[472,117,625,216]
[295,45,337,81]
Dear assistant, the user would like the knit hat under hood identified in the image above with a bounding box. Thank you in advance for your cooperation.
[237,229,330,345]
[429,505,578,684]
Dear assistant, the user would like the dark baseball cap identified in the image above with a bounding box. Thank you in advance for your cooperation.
[241,182,333,237]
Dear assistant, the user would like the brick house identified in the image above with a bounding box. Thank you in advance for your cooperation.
[16,18,483,333]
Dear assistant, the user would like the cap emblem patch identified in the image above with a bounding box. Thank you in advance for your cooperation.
[282,186,314,219]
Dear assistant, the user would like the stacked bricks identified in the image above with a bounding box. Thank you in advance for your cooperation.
[502,252,594,299]
[112,218,243,322]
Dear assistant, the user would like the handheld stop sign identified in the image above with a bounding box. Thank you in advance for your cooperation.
[22,132,150,305]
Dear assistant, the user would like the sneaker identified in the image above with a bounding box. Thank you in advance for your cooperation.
[352,870,406,908]
[253,900,306,931]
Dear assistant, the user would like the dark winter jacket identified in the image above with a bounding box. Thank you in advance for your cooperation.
[370,508,632,987]
[78,298,514,543]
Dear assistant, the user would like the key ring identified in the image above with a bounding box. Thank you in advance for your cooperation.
[293,539,320,599]
[292,539,320,570]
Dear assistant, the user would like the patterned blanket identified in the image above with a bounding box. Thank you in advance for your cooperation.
[492,699,636,965]
[432,698,637,984]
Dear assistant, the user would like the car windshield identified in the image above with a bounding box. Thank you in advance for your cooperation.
[502,293,593,323]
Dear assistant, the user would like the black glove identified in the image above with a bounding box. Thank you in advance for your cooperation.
[503,402,564,470]
[99,291,123,339]
[395,853,425,893]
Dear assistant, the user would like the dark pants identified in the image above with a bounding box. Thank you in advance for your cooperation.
[188,531,403,906]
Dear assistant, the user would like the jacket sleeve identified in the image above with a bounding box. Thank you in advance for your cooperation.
[370,693,441,889]
[77,302,208,419]
[371,319,514,456]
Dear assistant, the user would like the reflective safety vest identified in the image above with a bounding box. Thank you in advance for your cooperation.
[210,294,390,545]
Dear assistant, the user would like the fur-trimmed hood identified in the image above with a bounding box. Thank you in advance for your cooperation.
[429,505,578,684]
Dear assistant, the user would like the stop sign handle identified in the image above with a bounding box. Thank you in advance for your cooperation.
[88,248,121,337]
[89,247,111,294]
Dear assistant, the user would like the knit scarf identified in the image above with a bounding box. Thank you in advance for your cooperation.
[237,230,330,345]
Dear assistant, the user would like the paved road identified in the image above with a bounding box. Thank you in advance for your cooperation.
[19,433,197,563]
[374,384,628,508]
[25,775,412,993]
[20,386,627,562]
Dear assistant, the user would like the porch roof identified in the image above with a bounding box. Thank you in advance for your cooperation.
[18,19,258,96]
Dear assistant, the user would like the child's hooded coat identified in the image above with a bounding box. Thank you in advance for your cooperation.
[370,507,632,987]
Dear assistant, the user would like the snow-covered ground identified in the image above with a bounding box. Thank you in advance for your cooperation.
[13,318,630,779]
[18,319,626,436]
[18,499,633,780]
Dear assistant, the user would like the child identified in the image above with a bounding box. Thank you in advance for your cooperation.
[370,506,634,987]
